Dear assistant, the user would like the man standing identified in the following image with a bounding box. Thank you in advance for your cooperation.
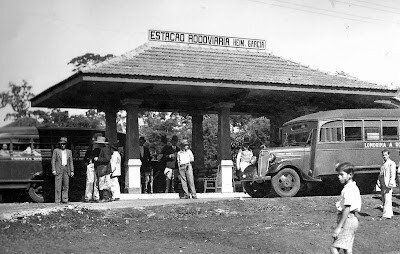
[177,140,197,199]
[51,137,74,203]
[139,136,152,193]
[161,135,180,193]
[379,149,396,219]
[83,133,102,202]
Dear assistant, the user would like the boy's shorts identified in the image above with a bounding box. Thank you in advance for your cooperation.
[164,167,173,179]
[332,213,359,250]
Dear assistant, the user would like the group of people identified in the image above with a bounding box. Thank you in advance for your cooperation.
[140,134,197,199]
[50,133,198,203]
[51,134,121,203]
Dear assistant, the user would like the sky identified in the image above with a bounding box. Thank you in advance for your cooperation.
[0,0,400,126]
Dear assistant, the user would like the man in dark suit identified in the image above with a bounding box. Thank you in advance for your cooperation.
[161,135,180,193]
[139,136,152,193]
[51,137,74,203]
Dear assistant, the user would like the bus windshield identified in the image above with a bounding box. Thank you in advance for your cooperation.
[281,122,313,147]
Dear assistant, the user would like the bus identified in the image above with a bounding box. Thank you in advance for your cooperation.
[242,109,400,198]
[0,127,125,202]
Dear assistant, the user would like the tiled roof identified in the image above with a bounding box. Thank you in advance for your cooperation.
[81,42,392,91]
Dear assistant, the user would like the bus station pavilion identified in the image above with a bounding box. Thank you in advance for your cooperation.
[31,41,399,194]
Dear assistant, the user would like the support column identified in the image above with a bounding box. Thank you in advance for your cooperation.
[104,107,118,144]
[191,112,204,172]
[121,99,142,194]
[217,102,234,193]
[269,115,286,147]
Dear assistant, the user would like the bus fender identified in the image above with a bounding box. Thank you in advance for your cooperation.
[241,165,258,181]
[269,163,321,182]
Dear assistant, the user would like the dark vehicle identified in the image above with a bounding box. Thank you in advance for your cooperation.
[0,127,125,202]
[242,109,400,197]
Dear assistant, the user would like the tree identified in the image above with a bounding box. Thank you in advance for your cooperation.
[0,80,35,120]
[68,53,115,72]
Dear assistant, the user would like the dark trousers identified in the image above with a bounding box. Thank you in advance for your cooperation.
[54,166,69,203]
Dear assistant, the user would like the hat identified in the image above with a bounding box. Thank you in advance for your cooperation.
[243,136,250,145]
[94,136,108,144]
[58,137,68,144]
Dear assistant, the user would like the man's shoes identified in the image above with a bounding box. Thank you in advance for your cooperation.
[379,216,391,220]
[180,195,190,199]
[113,198,120,201]
[61,201,68,204]
[191,195,198,199]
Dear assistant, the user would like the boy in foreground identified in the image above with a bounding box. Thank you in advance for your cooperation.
[330,162,361,254]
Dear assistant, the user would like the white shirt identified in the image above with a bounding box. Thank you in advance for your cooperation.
[110,151,121,176]
[335,180,361,212]
[177,149,194,165]
[61,149,67,166]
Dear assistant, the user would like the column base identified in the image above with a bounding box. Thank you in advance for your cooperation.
[125,187,141,194]
[220,160,234,193]
[125,159,142,194]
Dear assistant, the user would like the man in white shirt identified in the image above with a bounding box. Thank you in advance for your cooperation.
[378,149,396,219]
[177,140,196,199]
[51,137,74,203]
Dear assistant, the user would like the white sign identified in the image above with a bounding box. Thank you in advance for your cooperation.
[148,30,266,50]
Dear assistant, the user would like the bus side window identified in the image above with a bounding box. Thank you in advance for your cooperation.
[382,120,398,140]
[344,120,362,141]
[364,120,381,141]
[320,121,343,142]
[35,142,53,158]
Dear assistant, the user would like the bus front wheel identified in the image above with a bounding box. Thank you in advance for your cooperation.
[271,168,301,197]
[28,183,44,203]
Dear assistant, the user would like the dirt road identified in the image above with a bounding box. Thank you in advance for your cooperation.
[1,194,400,253]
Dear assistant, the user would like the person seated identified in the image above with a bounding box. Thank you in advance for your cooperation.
[22,146,32,155]
[0,144,10,157]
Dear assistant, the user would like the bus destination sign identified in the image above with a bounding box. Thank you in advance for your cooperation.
[149,30,266,50]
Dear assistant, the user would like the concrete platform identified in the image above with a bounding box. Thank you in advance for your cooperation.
[120,192,249,200]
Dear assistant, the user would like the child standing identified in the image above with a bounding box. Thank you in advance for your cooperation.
[331,162,361,254]
[110,142,121,201]
[378,149,397,219]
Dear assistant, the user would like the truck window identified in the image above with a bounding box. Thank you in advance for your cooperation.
[344,120,362,141]
[320,120,343,142]
[364,120,381,141]
[382,120,398,140]
[0,139,11,158]
[12,138,33,158]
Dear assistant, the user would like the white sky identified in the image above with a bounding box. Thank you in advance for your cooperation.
[0,0,400,125]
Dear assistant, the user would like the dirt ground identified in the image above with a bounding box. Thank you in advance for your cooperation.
[1,194,400,254]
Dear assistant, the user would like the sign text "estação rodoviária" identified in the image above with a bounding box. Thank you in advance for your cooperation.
[148,30,266,50]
